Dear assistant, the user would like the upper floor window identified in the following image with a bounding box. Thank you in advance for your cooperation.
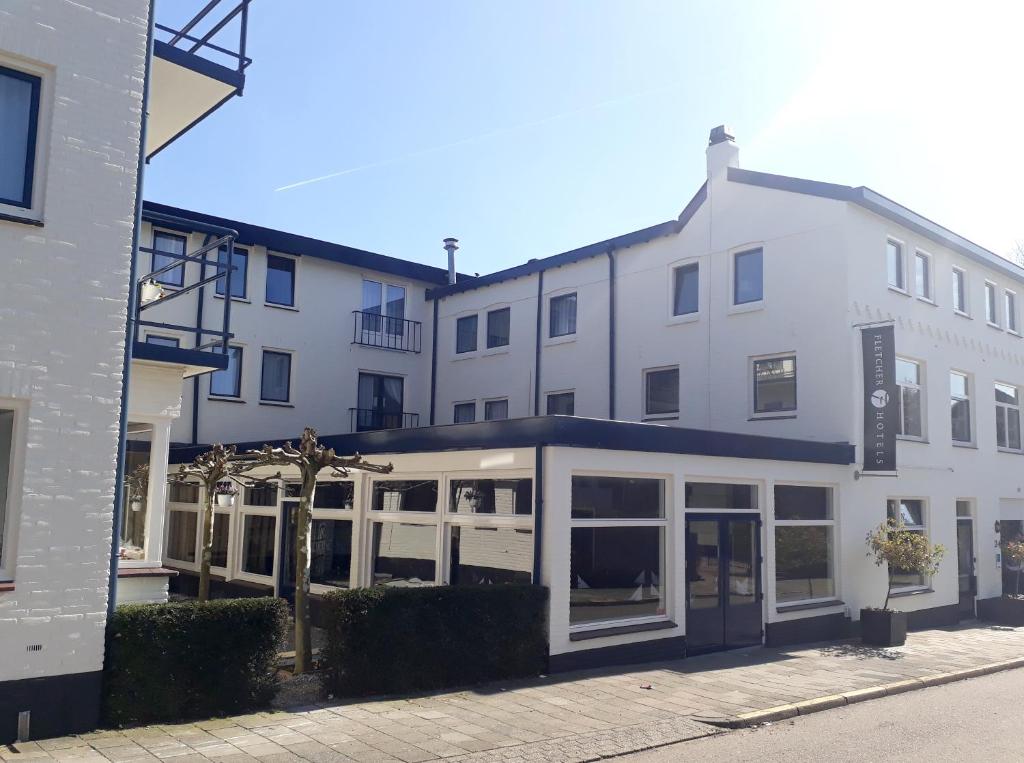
[456,314,478,354]
[266,255,295,307]
[260,349,292,403]
[886,240,905,291]
[950,371,972,444]
[644,367,679,418]
[914,251,932,301]
[210,346,243,398]
[362,279,405,334]
[995,383,1021,451]
[487,307,511,348]
[0,65,41,209]
[152,231,186,287]
[484,399,509,421]
[215,246,248,299]
[895,357,923,439]
[1007,291,1018,333]
[753,355,796,414]
[453,402,476,423]
[952,267,968,314]
[733,248,763,305]
[985,282,998,325]
[547,391,575,416]
[549,293,577,337]
[672,262,699,316]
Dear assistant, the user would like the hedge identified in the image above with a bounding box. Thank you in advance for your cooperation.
[102,597,288,726]
[322,585,548,696]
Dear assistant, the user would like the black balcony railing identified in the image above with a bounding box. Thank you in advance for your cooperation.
[155,0,253,76]
[349,409,420,433]
[352,311,422,353]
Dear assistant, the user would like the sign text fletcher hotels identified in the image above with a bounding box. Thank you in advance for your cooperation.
[861,324,896,472]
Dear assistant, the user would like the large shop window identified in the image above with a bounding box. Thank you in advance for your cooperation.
[0,65,41,209]
[449,526,532,585]
[450,479,532,515]
[774,485,835,604]
[241,514,276,576]
[310,519,353,587]
[896,358,923,439]
[372,480,439,512]
[371,522,436,586]
[211,513,230,568]
[886,499,928,588]
[569,476,667,626]
[995,383,1022,451]
[166,510,197,563]
[685,482,756,510]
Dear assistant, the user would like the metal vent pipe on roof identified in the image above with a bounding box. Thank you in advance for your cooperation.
[443,237,459,285]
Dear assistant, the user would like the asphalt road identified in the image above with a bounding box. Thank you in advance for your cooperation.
[620,667,1024,761]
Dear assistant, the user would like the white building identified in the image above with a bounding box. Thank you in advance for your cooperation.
[0,0,253,742]
[150,126,1024,669]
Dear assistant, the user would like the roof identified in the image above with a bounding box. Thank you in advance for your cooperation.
[727,167,1024,285]
[141,201,463,286]
[168,414,855,466]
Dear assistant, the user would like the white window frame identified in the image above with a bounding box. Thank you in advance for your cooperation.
[668,258,701,324]
[914,250,934,303]
[985,281,1000,328]
[885,497,931,593]
[0,400,28,582]
[750,353,797,419]
[291,479,358,595]
[0,56,51,223]
[772,482,838,607]
[235,483,282,586]
[886,238,908,294]
[895,356,926,442]
[952,266,969,317]
[1006,289,1019,335]
[642,365,680,421]
[995,382,1022,453]
[950,370,974,446]
[366,474,443,587]
[568,470,672,633]
[729,246,765,313]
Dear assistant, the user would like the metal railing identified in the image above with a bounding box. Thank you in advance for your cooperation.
[352,311,422,353]
[133,209,238,356]
[154,0,253,76]
[349,409,420,433]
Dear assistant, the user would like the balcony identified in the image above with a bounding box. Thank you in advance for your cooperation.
[130,209,238,377]
[147,0,252,159]
[349,409,420,433]
[352,311,422,353]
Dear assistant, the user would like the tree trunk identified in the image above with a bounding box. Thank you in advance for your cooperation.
[884,577,892,611]
[198,489,216,602]
[294,472,317,675]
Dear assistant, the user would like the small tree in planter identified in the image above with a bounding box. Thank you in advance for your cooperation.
[1003,537,1024,596]
[863,519,945,646]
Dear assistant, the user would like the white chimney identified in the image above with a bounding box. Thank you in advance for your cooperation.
[443,237,459,285]
[706,124,739,180]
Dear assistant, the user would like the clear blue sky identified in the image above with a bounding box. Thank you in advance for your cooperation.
[147,1,1024,275]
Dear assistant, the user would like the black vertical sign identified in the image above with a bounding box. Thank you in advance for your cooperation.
[862,325,897,472]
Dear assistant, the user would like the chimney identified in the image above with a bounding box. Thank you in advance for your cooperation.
[706,124,739,180]
[443,237,459,285]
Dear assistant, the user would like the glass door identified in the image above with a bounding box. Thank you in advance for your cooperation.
[356,372,405,431]
[956,518,976,618]
[278,495,299,603]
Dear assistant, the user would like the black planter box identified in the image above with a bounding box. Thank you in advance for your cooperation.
[978,596,1024,626]
[860,608,907,646]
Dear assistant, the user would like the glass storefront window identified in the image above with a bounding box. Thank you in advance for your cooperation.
[211,512,230,568]
[372,480,438,512]
[242,514,276,576]
[371,522,436,586]
[166,510,197,563]
[569,525,665,624]
[310,519,353,587]
[449,479,532,515]
[449,526,532,585]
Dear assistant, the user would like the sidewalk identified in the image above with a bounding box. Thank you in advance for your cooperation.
[9,623,1024,763]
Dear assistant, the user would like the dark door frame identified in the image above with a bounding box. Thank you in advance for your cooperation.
[956,516,977,619]
[277,496,299,603]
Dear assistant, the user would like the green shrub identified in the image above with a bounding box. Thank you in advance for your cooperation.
[322,585,548,697]
[102,597,288,726]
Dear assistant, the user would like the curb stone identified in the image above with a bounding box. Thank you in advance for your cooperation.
[696,655,1024,729]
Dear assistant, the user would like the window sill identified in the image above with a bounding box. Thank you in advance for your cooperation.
[887,285,910,297]
[0,581,14,593]
[997,447,1024,455]
[643,415,679,423]
[213,294,251,304]
[748,413,797,421]
[569,619,676,641]
[481,347,510,357]
[954,310,972,320]
[987,322,1003,331]
[915,296,936,306]
[452,351,479,361]
[208,396,245,404]
[544,334,577,347]
[0,210,43,227]
[117,567,179,579]
[1009,330,1022,338]
[897,436,928,444]
[728,300,765,315]
[259,400,294,408]
[667,312,700,326]
[264,302,299,312]
[952,442,978,450]
[776,598,844,614]
[889,586,932,599]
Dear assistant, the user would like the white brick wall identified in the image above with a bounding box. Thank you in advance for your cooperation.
[0,0,147,681]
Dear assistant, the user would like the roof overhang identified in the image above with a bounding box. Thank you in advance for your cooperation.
[132,340,229,378]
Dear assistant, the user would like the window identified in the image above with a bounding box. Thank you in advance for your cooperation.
[371,522,436,586]
[986,282,998,325]
[951,371,972,444]
[145,335,179,348]
[549,293,577,337]
[895,358,923,439]
[685,482,756,509]
[120,423,153,561]
[996,383,1022,451]
[310,519,353,587]
[734,248,763,305]
[313,480,354,509]
[241,514,276,576]
[456,315,478,353]
[753,355,797,414]
[672,262,699,316]
[450,479,532,515]
[774,485,835,604]
[484,399,509,421]
[152,231,186,287]
[168,481,199,504]
[644,368,679,417]
[914,252,931,300]
[453,402,476,423]
[361,279,405,335]
[0,408,19,575]
[211,513,230,568]
[356,373,404,430]
[887,240,904,291]
[244,483,277,506]
[486,307,511,348]
[886,499,927,588]
[372,480,438,512]
[570,476,666,626]
[265,254,295,306]
[259,350,291,403]
[209,346,243,398]
[546,391,575,416]
[449,526,532,585]
[0,65,41,209]
[1007,291,1018,333]
[952,268,967,314]
[166,510,197,563]
[215,246,248,299]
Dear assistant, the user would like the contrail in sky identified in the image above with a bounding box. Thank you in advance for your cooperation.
[274,82,681,192]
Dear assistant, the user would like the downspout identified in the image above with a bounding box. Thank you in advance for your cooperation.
[429,297,439,425]
[191,233,214,444]
[607,249,616,420]
[108,0,155,618]
[533,271,544,416]
[532,444,544,583]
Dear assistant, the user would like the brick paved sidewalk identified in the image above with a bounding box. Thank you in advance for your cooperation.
[9,623,1024,763]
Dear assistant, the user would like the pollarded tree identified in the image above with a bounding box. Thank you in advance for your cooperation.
[170,443,237,602]
[866,518,945,610]
[233,427,393,675]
